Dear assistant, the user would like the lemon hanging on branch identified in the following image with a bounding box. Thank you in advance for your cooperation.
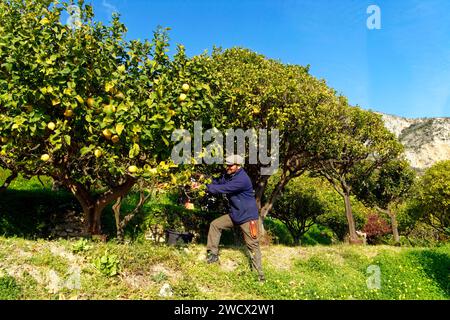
[178,93,187,102]
[94,149,102,158]
[47,122,56,131]
[102,129,112,140]
[111,135,120,144]
[64,109,74,118]
[128,165,138,173]
[86,97,95,108]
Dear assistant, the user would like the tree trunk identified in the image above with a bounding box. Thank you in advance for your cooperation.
[258,215,270,246]
[257,182,283,245]
[257,172,291,238]
[388,209,400,246]
[254,175,269,210]
[63,176,136,236]
[0,171,17,193]
[260,202,272,220]
[91,204,105,235]
[112,197,124,242]
[65,180,96,235]
[375,206,401,246]
[343,192,359,244]
[113,188,151,242]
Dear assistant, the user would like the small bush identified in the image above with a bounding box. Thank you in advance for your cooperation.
[264,218,294,245]
[363,213,391,244]
[404,223,446,247]
[93,251,120,277]
[118,191,212,243]
[301,224,335,245]
[72,238,92,253]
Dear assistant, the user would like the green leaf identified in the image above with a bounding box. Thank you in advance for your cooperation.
[75,95,84,104]
[52,143,62,152]
[80,145,95,156]
[115,123,125,135]
[64,135,71,146]
[163,123,173,131]
[129,143,140,158]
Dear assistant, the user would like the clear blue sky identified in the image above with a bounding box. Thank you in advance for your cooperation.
[87,0,450,118]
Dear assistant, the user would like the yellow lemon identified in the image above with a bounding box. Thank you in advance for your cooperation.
[102,129,112,140]
[128,165,138,173]
[178,93,187,102]
[47,122,56,131]
[94,149,102,158]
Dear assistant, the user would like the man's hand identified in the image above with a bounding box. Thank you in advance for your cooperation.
[191,181,201,190]
[184,201,195,210]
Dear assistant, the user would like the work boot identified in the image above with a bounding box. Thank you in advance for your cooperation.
[207,252,219,264]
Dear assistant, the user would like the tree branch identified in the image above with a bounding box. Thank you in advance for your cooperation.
[0,171,17,193]
[96,175,137,211]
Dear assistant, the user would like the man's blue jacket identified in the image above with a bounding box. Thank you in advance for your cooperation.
[206,168,259,225]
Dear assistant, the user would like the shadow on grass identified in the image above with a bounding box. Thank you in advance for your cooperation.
[102,196,228,243]
[0,188,79,239]
[0,187,223,242]
[406,249,450,296]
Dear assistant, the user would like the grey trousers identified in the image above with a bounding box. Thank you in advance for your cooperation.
[207,214,264,276]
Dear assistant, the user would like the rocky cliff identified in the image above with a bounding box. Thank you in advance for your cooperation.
[378,113,450,170]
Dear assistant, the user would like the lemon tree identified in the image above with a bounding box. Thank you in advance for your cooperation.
[0,0,212,235]
[203,48,345,232]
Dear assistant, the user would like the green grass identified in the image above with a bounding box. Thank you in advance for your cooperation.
[0,236,448,300]
[0,275,22,300]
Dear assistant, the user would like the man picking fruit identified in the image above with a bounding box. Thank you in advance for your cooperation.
[193,155,265,282]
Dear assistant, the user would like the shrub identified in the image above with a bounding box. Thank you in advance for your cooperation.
[363,213,391,244]
[416,161,450,237]
[271,178,326,244]
[119,190,212,243]
[264,218,294,245]
[151,272,168,283]
[315,186,368,241]
[404,223,447,247]
[301,224,335,245]
[93,251,120,277]
[71,238,92,253]
[173,276,200,298]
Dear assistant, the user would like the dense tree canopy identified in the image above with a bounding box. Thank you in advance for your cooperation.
[417,160,450,236]
[317,107,403,243]
[352,159,416,244]
[0,0,416,243]
[204,48,345,227]
[0,0,213,234]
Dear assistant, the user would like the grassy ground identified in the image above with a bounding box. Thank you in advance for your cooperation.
[0,236,448,300]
